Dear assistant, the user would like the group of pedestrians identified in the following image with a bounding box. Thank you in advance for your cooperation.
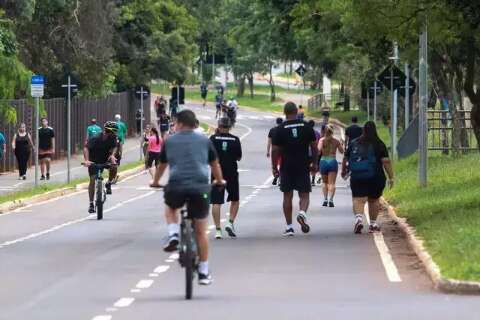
[268,103,395,236]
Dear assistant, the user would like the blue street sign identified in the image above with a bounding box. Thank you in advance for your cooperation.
[31,75,45,98]
[31,75,45,85]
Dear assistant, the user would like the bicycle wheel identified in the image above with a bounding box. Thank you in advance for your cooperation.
[183,220,194,300]
[96,180,103,220]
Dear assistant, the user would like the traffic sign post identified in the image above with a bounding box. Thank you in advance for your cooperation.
[295,65,307,106]
[135,86,149,161]
[62,76,77,184]
[31,75,45,187]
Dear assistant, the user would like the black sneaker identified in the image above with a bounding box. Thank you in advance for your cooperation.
[296,213,310,233]
[105,182,112,195]
[322,200,328,207]
[40,175,45,181]
[311,176,316,186]
[272,177,278,186]
[46,173,50,180]
[282,228,295,237]
[328,201,335,208]
[88,203,95,214]
[198,272,213,285]
[163,234,179,252]
[225,223,237,238]
[22,175,26,180]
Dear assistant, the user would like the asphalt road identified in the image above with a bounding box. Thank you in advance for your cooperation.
[0,104,479,320]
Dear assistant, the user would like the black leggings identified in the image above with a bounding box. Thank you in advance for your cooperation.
[15,150,30,176]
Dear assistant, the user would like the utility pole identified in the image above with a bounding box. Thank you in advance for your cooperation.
[419,26,428,187]
[62,76,77,184]
[367,87,370,121]
[136,86,145,161]
[31,75,44,187]
[389,42,399,159]
[373,80,378,123]
[405,63,410,129]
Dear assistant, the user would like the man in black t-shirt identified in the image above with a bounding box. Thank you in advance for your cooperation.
[267,117,283,185]
[272,102,318,236]
[210,117,242,239]
[38,118,55,180]
[83,121,119,214]
[158,110,171,139]
[345,116,363,147]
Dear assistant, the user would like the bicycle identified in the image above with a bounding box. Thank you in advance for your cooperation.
[83,162,112,220]
[178,205,198,300]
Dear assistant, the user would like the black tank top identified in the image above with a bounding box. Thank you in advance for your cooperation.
[15,134,30,152]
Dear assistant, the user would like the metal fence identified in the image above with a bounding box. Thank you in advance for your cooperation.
[427,110,477,152]
[307,91,344,113]
[0,92,150,173]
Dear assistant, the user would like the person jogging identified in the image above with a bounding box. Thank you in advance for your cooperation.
[38,118,55,180]
[345,116,363,148]
[210,117,242,239]
[308,120,322,186]
[341,121,394,234]
[267,117,283,185]
[158,110,171,139]
[87,118,102,140]
[318,124,344,207]
[215,92,223,119]
[146,127,162,178]
[200,82,208,107]
[150,109,226,285]
[271,102,318,236]
[11,123,33,180]
[83,121,119,214]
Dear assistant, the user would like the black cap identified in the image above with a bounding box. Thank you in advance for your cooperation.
[218,117,232,128]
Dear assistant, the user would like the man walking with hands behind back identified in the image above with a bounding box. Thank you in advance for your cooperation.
[210,117,242,239]
[272,102,318,236]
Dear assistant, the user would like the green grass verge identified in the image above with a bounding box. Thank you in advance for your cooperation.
[0,160,144,206]
[384,153,480,282]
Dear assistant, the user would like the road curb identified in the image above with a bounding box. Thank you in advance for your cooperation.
[0,165,145,215]
[383,199,480,295]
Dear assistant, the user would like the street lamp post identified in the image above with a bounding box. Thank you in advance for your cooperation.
[62,76,77,184]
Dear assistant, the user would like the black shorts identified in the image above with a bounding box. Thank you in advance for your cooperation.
[211,173,239,204]
[350,175,386,199]
[201,92,207,99]
[146,151,161,168]
[38,152,52,160]
[280,167,311,193]
[164,187,210,220]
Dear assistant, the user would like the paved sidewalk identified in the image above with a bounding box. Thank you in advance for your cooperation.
[0,137,144,196]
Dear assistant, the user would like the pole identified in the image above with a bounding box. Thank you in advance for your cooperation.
[390,42,399,159]
[140,86,144,161]
[419,26,428,187]
[405,63,410,129]
[367,88,370,121]
[212,51,215,89]
[390,64,394,157]
[35,97,40,187]
[67,76,71,183]
[374,80,377,123]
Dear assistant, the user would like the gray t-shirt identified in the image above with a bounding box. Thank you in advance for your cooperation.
[160,130,218,193]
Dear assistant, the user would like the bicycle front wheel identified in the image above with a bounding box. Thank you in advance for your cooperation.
[183,220,194,300]
[96,180,103,220]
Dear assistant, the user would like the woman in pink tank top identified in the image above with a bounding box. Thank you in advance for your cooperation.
[146,127,162,178]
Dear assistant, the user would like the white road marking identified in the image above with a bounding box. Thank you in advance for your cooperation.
[0,190,156,249]
[113,297,135,308]
[364,204,402,283]
[149,273,159,277]
[105,308,117,312]
[237,122,253,141]
[130,289,141,293]
[165,259,174,263]
[136,279,154,289]
[92,315,112,320]
[153,265,170,273]
[264,115,276,119]
[169,253,179,260]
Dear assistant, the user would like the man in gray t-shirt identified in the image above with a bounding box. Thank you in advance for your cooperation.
[151,110,225,286]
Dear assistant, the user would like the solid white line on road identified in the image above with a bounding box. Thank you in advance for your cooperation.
[237,122,253,141]
[0,190,156,249]
[153,265,170,273]
[92,315,112,320]
[113,297,135,308]
[373,233,402,282]
[364,204,402,283]
[136,280,154,289]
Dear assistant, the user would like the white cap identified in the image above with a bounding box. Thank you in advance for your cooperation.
[115,114,121,121]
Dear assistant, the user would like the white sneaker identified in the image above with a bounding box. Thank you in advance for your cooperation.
[215,229,223,239]
[225,222,237,238]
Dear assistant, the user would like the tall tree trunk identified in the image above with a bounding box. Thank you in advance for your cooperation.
[268,61,276,102]
[463,37,480,151]
[247,73,254,98]
[236,75,246,97]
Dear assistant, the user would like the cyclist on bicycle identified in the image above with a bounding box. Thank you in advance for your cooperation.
[83,121,119,214]
[150,110,225,285]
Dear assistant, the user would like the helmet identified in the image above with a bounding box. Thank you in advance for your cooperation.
[104,121,118,133]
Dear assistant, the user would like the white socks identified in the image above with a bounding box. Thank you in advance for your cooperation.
[198,261,209,275]
[355,214,363,222]
[168,223,180,236]
[287,224,293,230]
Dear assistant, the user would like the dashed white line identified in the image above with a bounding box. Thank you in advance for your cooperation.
[149,273,159,277]
[113,297,135,308]
[153,265,170,273]
[136,279,154,289]
[130,289,141,293]
[92,315,112,320]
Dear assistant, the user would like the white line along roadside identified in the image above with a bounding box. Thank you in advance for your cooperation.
[0,190,156,249]
[364,204,402,283]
